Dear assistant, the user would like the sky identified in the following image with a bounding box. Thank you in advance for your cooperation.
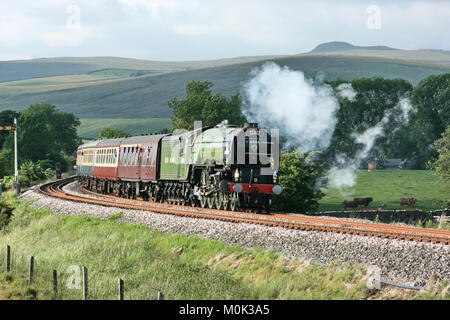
[0,0,449,61]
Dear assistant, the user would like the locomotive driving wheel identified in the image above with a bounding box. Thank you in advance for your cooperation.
[215,192,224,210]
[229,193,238,211]
[207,196,215,209]
[200,195,207,208]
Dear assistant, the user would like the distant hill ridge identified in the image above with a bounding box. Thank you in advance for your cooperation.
[309,41,398,53]
[1,41,449,125]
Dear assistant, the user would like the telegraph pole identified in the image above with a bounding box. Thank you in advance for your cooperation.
[13,118,20,193]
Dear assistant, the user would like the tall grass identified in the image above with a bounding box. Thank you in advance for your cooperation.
[0,192,446,300]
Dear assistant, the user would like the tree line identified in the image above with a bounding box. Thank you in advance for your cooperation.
[0,104,80,188]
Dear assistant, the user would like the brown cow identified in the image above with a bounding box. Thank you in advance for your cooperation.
[400,198,416,208]
[343,200,358,210]
[354,197,373,207]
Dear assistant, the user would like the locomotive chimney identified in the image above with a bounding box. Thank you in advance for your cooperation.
[243,123,258,129]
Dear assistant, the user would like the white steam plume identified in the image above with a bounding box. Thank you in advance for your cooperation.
[326,97,414,194]
[242,62,339,152]
[242,62,413,195]
[336,83,357,101]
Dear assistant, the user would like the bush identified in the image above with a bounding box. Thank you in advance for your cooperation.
[272,150,326,213]
[0,160,55,190]
[0,198,14,229]
[429,126,450,182]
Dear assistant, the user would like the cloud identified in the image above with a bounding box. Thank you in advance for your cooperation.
[43,27,103,48]
[0,0,449,61]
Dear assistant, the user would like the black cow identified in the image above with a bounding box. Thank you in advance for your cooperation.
[343,200,358,210]
[353,197,373,207]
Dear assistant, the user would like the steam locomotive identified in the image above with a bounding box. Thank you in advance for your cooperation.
[76,123,281,212]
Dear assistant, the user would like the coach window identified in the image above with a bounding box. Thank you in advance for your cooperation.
[150,147,153,164]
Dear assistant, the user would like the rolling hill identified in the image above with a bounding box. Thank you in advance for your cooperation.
[0,42,449,138]
[1,55,449,118]
[309,41,398,53]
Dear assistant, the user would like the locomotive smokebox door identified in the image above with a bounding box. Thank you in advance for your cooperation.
[56,162,62,179]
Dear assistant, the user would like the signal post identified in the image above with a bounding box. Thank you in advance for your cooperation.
[0,118,19,193]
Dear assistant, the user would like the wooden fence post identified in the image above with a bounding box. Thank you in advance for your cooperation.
[6,245,10,273]
[82,266,88,300]
[157,291,164,300]
[53,270,58,295]
[28,256,34,284]
[118,278,124,300]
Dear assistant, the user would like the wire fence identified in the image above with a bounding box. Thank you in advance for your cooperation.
[0,244,165,300]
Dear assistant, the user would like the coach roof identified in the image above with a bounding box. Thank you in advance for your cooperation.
[120,134,168,145]
[96,138,124,147]
[77,140,101,150]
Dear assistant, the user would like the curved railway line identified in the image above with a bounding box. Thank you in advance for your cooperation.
[38,177,450,245]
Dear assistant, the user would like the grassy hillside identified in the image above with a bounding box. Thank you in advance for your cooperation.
[304,50,450,65]
[0,193,376,300]
[1,192,446,300]
[0,55,282,83]
[0,61,97,83]
[78,118,171,139]
[1,55,449,119]
[319,170,449,211]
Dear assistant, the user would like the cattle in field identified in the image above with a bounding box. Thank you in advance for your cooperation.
[447,201,450,208]
[400,198,416,207]
[343,200,358,210]
[353,197,373,207]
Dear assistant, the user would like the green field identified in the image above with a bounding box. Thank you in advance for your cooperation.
[319,170,449,212]
[78,118,172,139]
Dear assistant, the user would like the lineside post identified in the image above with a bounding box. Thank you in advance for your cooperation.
[82,266,88,300]
[28,256,34,284]
[53,270,58,295]
[118,278,124,300]
[6,245,11,273]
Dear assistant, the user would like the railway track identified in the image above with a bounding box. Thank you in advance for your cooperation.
[38,177,450,245]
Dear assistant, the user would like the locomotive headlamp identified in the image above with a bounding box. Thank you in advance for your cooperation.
[272,185,282,195]
[273,170,278,183]
[233,183,243,193]
[234,169,240,180]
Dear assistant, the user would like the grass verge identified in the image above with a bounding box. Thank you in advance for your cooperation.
[0,192,447,300]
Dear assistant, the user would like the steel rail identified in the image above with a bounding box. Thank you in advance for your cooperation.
[37,177,450,245]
